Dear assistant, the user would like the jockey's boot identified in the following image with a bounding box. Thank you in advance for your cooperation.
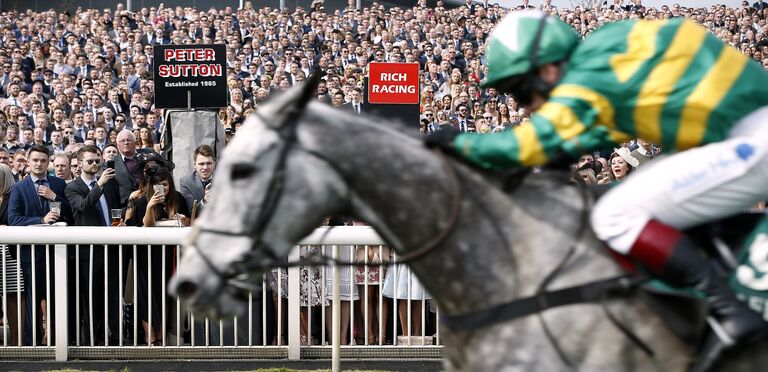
[629,220,768,346]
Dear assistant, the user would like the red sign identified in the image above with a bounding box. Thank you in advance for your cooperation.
[367,63,420,104]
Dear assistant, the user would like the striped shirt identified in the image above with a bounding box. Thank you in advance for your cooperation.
[455,18,768,168]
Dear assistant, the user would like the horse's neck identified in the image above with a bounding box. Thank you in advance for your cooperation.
[300,110,621,314]
[300,107,462,253]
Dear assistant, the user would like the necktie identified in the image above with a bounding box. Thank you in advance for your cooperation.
[124,157,134,173]
[90,181,108,226]
[36,179,49,212]
[461,120,466,132]
[355,104,360,114]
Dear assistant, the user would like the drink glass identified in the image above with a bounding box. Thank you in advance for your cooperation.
[50,201,61,215]
[111,209,123,226]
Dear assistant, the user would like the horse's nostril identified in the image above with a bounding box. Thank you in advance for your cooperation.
[176,280,199,300]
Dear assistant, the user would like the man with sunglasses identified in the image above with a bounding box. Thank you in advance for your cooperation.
[422,109,438,133]
[64,145,121,345]
[426,10,768,363]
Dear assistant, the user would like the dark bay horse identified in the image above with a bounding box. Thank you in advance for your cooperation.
[170,79,767,371]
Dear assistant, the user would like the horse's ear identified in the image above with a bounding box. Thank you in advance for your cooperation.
[262,71,324,129]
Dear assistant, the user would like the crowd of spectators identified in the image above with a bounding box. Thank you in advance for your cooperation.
[0,0,767,347]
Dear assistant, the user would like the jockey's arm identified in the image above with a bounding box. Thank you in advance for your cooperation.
[452,90,628,169]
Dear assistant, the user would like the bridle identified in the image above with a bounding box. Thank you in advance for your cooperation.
[185,109,463,293]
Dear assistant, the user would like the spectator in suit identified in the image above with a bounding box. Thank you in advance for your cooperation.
[73,54,93,80]
[422,108,439,133]
[8,145,73,345]
[343,88,364,114]
[630,138,655,167]
[64,145,122,345]
[4,125,23,153]
[450,104,475,132]
[93,126,109,150]
[51,152,74,183]
[106,90,127,117]
[180,144,216,219]
[47,129,66,153]
[11,150,27,182]
[114,130,139,206]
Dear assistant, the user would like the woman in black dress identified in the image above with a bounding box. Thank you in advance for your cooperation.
[126,166,189,345]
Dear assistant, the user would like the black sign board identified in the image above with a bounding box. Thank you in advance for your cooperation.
[363,77,421,135]
[153,44,227,109]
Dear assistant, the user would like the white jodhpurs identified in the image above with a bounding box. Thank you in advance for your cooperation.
[591,106,768,254]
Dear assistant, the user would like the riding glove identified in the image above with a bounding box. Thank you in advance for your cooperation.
[424,127,460,155]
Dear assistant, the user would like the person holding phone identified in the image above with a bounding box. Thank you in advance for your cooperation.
[64,145,122,345]
[125,166,188,345]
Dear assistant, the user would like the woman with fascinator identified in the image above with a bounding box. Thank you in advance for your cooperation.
[603,147,639,184]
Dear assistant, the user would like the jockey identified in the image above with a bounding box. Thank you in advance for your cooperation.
[427,10,768,353]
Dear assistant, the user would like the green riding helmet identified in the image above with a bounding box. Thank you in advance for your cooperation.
[481,10,580,98]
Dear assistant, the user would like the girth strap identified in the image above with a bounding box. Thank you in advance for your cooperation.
[441,275,644,332]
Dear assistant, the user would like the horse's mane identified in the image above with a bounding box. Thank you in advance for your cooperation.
[305,101,420,139]
[301,101,577,196]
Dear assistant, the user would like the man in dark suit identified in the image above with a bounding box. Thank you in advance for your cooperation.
[73,54,94,80]
[180,145,216,219]
[114,130,139,206]
[106,90,128,117]
[450,103,475,132]
[65,145,122,345]
[342,88,364,115]
[8,145,73,345]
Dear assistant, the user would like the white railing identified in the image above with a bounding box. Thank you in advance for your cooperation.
[0,226,442,361]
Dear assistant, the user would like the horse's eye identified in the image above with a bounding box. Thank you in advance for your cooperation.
[231,163,256,181]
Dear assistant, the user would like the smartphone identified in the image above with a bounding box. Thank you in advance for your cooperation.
[106,160,115,169]
[153,185,164,195]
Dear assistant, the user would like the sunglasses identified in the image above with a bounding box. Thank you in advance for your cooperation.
[115,119,125,122]
[84,159,101,165]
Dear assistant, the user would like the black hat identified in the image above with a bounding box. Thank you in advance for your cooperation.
[134,150,176,180]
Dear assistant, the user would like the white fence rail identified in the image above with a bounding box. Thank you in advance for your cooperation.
[0,226,442,361]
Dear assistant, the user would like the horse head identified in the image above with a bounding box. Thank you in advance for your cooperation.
[169,75,352,317]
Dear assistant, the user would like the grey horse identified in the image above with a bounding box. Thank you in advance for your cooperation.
[170,80,767,371]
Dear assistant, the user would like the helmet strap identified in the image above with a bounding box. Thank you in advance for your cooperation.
[527,14,557,102]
